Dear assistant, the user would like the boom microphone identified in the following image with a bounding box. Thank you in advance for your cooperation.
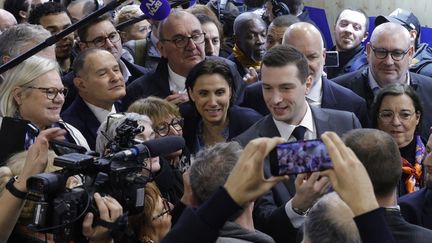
[140,0,171,21]
[113,136,185,160]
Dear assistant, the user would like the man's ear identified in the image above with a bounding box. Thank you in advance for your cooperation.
[305,75,313,93]
[78,41,88,51]
[2,55,11,64]
[362,31,369,42]
[18,10,28,21]
[73,77,86,91]
[156,40,165,57]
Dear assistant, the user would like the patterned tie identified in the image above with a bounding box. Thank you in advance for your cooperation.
[292,126,306,141]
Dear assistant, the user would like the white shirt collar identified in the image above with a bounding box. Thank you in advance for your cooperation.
[85,101,116,124]
[119,59,131,83]
[368,69,410,96]
[306,76,323,106]
[273,101,316,141]
[168,64,186,93]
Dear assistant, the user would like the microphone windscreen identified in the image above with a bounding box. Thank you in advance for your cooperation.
[142,136,185,157]
[140,0,171,21]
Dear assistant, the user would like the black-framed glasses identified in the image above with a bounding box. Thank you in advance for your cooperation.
[154,117,184,137]
[161,33,205,48]
[378,110,417,123]
[370,45,411,61]
[83,31,120,47]
[152,198,172,220]
[26,86,68,100]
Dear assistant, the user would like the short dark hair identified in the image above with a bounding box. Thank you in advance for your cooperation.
[4,0,29,23]
[304,192,361,243]
[343,129,402,197]
[72,48,104,77]
[77,13,111,41]
[371,83,423,134]
[185,58,237,106]
[28,1,67,25]
[195,13,223,40]
[261,45,309,83]
[335,8,369,33]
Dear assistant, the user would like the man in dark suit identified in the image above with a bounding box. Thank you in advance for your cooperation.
[61,13,147,111]
[123,10,246,108]
[333,22,432,139]
[399,152,432,230]
[241,22,369,127]
[62,49,125,150]
[235,45,361,242]
[344,128,432,243]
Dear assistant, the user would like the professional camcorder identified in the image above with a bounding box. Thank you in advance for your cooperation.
[25,118,184,242]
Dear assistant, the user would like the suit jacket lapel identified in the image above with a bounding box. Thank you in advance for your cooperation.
[310,106,330,137]
[258,115,282,138]
[321,77,337,109]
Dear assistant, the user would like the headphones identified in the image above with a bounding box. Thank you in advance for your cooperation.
[271,0,290,17]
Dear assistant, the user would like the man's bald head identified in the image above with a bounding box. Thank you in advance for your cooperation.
[283,22,324,49]
[370,22,411,47]
[282,22,325,84]
[0,9,17,32]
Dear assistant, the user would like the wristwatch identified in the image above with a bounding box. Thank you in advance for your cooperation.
[292,206,310,216]
[6,176,28,199]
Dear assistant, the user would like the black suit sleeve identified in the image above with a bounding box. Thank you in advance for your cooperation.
[161,187,242,243]
[354,208,395,243]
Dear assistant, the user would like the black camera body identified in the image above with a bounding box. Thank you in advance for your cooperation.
[26,118,149,242]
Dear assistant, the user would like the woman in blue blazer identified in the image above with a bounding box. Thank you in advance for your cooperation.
[181,59,262,154]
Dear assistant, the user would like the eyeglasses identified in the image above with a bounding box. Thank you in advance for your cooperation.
[154,118,184,137]
[161,33,205,48]
[378,110,417,123]
[152,198,172,220]
[83,31,120,47]
[370,45,411,61]
[26,86,68,100]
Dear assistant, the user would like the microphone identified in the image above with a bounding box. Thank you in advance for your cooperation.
[140,0,171,21]
[112,136,185,160]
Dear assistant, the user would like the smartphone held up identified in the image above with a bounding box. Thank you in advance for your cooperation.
[269,139,333,176]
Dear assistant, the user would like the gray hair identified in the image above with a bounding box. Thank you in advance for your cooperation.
[189,141,242,205]
[0,23,51,59]
[304,192,361,243]
[95,112,152,155]
[0,55,59,117]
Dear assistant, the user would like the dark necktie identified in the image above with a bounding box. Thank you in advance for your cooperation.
[292,126,306,141]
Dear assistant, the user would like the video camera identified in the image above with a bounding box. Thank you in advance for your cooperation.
[25,118,184,242]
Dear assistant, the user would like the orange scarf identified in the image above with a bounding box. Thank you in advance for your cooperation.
[232,44,261,71]
[401,135,425,193]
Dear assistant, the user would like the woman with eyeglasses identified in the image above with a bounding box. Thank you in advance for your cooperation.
[128,97,188,206]
[128,182,173,243]
[182,59,262,154]
[371,83,426,196]
[0,56,89,162]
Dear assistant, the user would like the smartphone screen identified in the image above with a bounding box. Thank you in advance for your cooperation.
[269,139,333,176]
[324,51,339,67]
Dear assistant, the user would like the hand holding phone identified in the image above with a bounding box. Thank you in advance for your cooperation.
[269,139,333,176]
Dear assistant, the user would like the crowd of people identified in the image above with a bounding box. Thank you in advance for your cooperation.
[0,0,432,242]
